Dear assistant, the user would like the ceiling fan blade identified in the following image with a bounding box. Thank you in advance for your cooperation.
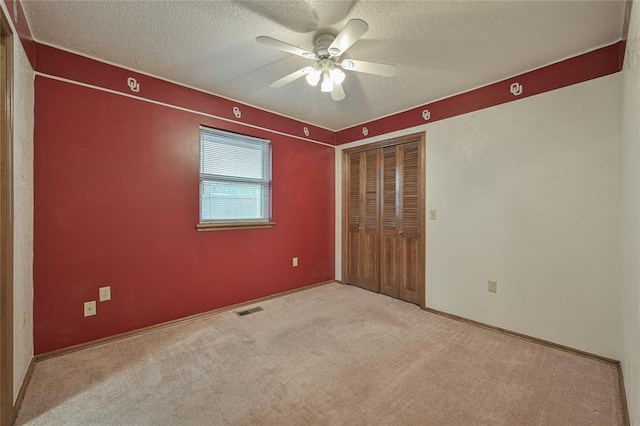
[328,18,369,57]
[256,36,318,60]
[331,83,346,101]
[341,59,398,77]
[270,67,312,88]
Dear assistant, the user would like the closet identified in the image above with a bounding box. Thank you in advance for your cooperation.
[342,133,425,308]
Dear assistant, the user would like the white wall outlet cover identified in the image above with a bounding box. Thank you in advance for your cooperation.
[99,286,111,302]
[84,301,97,317]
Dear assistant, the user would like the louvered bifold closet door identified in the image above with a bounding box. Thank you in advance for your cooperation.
[380,145,399,298]
[345,150,380,292]
[346,153,363,287]
[361,149,380,292]
[398,141,422,304]
[380,141,423,305]
[343,132,424,308]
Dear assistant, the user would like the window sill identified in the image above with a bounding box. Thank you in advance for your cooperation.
[196,221,276,232]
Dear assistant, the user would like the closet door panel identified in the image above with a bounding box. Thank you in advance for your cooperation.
[380,146,399,298]
[399,237,420,304]
[345,153,362,287]
[398,141,423,305]
[361,149,380,292]
[380,234,398,298]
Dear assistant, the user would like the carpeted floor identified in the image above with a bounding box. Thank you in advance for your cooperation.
[16,283,624,425]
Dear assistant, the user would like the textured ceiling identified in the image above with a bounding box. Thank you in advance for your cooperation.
[22,1,625,130]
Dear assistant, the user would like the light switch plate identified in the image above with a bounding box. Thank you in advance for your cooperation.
[430,210,437,220]
[99,286,111,302]
[488,280,498,293]
[293,257,298,267]
[84,301,96,317]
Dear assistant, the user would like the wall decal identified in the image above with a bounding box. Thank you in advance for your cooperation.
[362,127,369,136]
[233,106,242,118]
[510,82,523,96]
[303,127,310,137]
[127,77,140,93]
[422,109,431,121]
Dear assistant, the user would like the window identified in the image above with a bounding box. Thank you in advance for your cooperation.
[197,127,273,231]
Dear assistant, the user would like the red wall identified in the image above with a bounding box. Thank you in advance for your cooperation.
[34,77,335,354]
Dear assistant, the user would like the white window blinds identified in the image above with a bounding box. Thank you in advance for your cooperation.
[199,127,271,223]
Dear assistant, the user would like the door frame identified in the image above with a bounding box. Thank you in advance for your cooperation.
[341,132,426,309]
[0,7,14,426]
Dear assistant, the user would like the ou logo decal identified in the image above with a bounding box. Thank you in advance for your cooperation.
[510,82,523,96]
[233,107,242,119]
[127,77,140,93]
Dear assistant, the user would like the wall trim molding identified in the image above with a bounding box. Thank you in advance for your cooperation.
[335,42,624,144]
[1,0,34,68]
[35,72,335,149]
[424,307,619,365]
[426,307,630,424]
[32,39,625,149]
[35,280,336,362]
[10,356,34,425]
[0,8,14,426]
[32,40,335,135]
[618,363,631,426]
[33,43,336,146]
[424,307,630,423]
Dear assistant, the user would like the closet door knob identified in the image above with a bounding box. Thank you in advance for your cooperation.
[399,231,403,235]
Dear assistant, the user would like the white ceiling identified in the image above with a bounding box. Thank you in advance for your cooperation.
[22,1,625,131]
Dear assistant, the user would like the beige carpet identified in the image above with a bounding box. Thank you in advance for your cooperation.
[16,283,624,425]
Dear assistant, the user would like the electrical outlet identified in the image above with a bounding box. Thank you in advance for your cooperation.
[293,257,298,267]
[99,286,111,302]
[488,280,498,293]
[430,210,437,220]
[84,301,97,317]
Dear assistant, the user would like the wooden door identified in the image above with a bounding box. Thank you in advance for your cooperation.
[379,141,424,306]
[398,141,422,304]
[344,150,380,292]
[343,133,425,308]
[380,145,399,298]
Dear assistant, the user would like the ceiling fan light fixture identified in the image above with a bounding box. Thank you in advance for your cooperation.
[330,68,346,85]
[306,69,321,86]
[258,19,397,102]
[321,72,334,93]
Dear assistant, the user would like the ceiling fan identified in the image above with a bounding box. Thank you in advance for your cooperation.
[256,19,399,101]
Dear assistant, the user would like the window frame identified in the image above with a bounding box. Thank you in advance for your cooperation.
[196,126,274,232]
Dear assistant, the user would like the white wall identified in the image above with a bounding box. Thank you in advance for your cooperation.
[621,1,640,423]
[1,0,35,402]
[336,74,622,359]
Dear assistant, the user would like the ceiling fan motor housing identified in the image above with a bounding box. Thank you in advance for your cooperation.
[314,34,337,58]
